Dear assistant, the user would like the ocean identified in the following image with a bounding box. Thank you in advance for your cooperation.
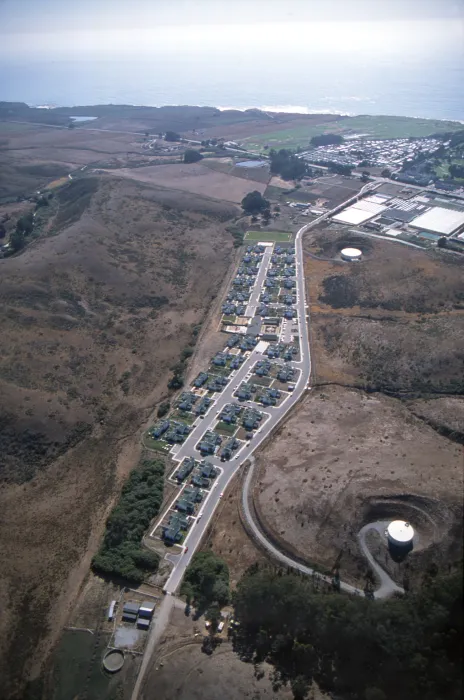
[1,48,463,121]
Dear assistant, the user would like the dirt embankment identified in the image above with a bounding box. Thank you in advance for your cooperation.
[0,175,237,698]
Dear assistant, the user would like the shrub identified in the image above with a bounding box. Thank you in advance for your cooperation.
[92,459,164,582]
[184,149,203,164]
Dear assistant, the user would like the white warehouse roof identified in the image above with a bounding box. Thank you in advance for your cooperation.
[409,207,464,236]
[332,199,386,225]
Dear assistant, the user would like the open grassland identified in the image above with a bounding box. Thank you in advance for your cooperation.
[253,386,463,589]
[108,163,266,204]
[304,229,464,394]
[202,157,271,184]
[0,124,142,200]
[245,230,292,242]
[0,175,236,699]
[140,603,296,700]
[242,114,463,151]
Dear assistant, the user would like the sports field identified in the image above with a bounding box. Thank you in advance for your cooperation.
[245,230,293,242]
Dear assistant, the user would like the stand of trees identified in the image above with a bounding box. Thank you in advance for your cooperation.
[449,163,464,179]
[184,149,204,164]
[231,565,462,700]
[181,551,229,614]
[241,190,270,215]
[269,149,308,180]
[165,130,181,141]
[310,133,344,147]
[92,459,164,582]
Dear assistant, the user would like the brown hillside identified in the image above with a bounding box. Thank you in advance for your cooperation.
[0,175,236,698]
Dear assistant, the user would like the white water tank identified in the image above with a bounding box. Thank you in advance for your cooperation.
[386,520,414,547]
[341,247,362,261]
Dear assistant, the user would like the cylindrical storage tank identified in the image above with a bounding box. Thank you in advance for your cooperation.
[386,520,414,547]
[341,247,362,261]
[103,649,125,673]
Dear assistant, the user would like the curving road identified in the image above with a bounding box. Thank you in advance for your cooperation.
[243,458,403,599]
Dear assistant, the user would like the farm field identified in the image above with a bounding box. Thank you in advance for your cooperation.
[109,163,267,203]
[245,230,293,242]
[241,114,463,151]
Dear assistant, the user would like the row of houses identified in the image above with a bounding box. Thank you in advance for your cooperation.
[266,343,298,361]
[219,403,242,424]
[198,430,222,455]
[257,387,281,406]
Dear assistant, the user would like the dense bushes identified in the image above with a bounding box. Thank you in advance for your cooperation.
[269,149,308,180]
[310,133,344,147]
[241,190,270,215]
[184,149,203,163]
[92,458,164,582]
[181,551,230,613]
[232,565,463,700]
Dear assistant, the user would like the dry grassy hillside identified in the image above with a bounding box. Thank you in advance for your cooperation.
[0,175,236,699]
[304,230,464,394]
[246,231,463,592]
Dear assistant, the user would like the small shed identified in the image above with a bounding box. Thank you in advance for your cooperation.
[108,600,116,621]
[123,602,140,615]
[122,612,137,624]
[137,617,151,630]
[138,601,155,619]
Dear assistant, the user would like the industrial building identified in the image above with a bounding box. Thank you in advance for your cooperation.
[409,206,464,236]
[332,199,387,225]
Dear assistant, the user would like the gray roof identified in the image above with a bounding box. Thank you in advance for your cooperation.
[123,602,140,614]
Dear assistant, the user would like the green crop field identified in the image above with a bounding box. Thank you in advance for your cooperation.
[241,115,463,151]
[245,230,292,242]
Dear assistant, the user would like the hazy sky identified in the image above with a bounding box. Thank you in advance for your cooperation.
[0,0,462,57]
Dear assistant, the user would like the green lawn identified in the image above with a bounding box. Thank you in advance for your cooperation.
[50,630,124,700]
[242,115,463,151]
[245,230,292,242]
[171,409,195,425]
[142,434,171,453]
[215,421,238,436]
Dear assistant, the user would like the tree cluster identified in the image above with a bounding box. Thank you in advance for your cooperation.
[269,149,308,180]
[181,551,230,614]
[449,163,464,179]
[92,459,164,582]
[310,133,344,147]
[165,130,181,142]
[241,190,270,215]
[183,149,204,164]
[231,565,462,700]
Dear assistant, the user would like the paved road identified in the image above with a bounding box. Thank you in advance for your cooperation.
[163,182,377,596]
[242,457,365,596]
[244,245,273,318]
[358,522,405,597]
[131,180,379,700]
[130,593,175,700]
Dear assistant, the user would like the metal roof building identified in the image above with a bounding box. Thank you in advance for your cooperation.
[409,207,464,236]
